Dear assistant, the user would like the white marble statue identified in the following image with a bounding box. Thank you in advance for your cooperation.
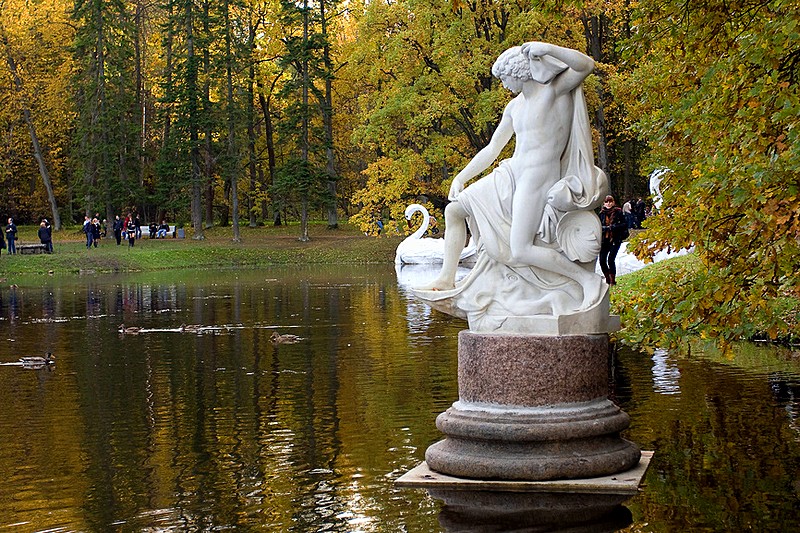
[412,43,611,334]
[395,204,477,265]
[649,167,670,211]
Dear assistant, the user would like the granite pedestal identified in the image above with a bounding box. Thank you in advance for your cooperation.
[425,331,640,481]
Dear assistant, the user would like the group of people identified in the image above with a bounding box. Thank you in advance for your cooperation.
[621,197,647,230]
[83,212,144,248]
[148,221,171,239]
[1,211,172,254]
[111,214,141,247]
[0,217,53,254]
[82,215,105,248]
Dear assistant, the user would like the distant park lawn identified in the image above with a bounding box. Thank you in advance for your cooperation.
[0,222,402,276]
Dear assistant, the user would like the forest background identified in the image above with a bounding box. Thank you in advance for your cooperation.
[0,0,798,347]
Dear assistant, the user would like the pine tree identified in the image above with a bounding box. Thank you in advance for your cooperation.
[274,0,333,241]
[71,0,141,220]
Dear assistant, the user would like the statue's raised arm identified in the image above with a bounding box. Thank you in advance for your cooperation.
[413,43,612,335]
[520,42,594,94]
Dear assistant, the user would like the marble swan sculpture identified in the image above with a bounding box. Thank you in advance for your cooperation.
[394,204,476,265]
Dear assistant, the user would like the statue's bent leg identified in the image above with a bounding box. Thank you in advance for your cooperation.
[417,202,468,291]
[509,205,603,310]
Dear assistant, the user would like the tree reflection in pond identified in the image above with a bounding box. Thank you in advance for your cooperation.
[0,266,798,532]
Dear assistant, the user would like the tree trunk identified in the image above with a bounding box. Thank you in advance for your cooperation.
[622,138,634,200]
[257,80,279,226]
[582,13,610,180]
[224,0,240,242]
[202,0,214,229]
[319,0,337,229]
[162,0,173,152]
[1,30,61,229]
[135,0,147,188]
[247,15,258,227]
[187,0,204,239]
[299,0,310,242]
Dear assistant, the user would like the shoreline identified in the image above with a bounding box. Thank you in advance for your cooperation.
[0,223,403,276]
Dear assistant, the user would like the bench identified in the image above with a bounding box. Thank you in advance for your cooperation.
[18,244,49,254]
[148,225,177,238]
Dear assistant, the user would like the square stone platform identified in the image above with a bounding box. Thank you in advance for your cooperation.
[396,451,653,496]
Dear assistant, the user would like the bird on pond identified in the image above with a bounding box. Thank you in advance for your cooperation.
[19,352,55,368]
[270,332,303,345]
[180,324,202,333]
[118,323,142,335]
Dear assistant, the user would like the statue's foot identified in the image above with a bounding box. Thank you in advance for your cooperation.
[414,277,456,292]
[580,274,605,310]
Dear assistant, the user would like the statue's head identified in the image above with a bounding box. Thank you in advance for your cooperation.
[492,47,528,93]
[492,46,568,89]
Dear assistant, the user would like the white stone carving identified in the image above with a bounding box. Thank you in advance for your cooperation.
[649,167,670,211]
[412,43,612,334]
[395,204,477,265]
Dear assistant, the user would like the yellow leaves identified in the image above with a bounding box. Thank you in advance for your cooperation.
[774,133,789,153]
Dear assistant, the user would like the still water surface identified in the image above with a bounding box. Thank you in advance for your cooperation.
[0,265,798,532]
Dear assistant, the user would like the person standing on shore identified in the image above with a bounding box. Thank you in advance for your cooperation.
[41,218,53,253]
[113,215,123,245]
[91,218,101,247]
[622,199,634,229]
[125,213,136,247]
[38,221,52,253]
[5,218,17,254]
[83,215,92,248]
[598,195,628,286]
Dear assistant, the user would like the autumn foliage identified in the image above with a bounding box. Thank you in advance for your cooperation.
[0,0,797,344]
[616,0,800,346]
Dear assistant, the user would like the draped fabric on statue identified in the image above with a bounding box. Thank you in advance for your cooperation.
[539,86,607,248]
[415,86,608,332]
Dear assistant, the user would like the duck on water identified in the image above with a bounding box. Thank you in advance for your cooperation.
[0,352,55,369]
[270,332,303,345]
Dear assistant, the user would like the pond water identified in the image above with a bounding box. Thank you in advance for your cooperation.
[0,265,799,532]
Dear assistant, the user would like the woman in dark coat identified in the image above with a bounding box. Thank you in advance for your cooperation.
[38,221,53,253]
[5,218,17,254]
[598,195,628,286]
[91,218,101,247]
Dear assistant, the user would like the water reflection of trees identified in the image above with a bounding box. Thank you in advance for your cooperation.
[0,269,454,530]
[616,346,800,531]
[5,272,799,531]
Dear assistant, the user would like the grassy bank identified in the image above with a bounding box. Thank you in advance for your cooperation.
[609,252,799,348]
[0,222,403,276]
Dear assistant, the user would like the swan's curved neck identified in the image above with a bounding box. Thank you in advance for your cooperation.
[409,206,429,239]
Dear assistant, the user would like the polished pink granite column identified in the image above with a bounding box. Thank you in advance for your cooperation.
[425,331,640,481]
